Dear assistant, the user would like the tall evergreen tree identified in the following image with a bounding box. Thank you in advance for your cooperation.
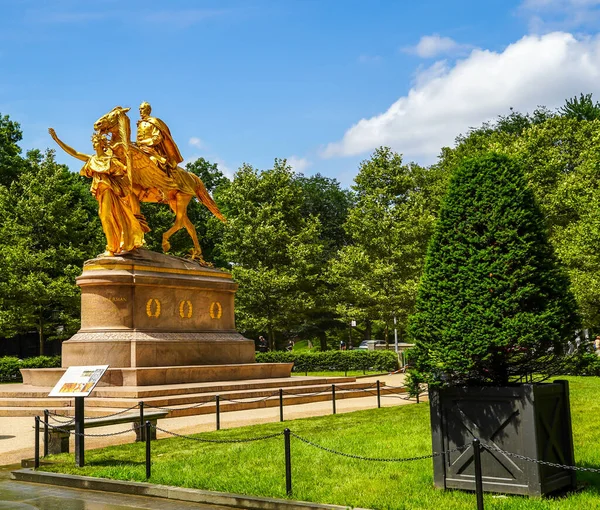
[408,153,580,387]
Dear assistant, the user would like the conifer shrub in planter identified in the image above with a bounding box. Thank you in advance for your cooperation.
[408,153,580,496]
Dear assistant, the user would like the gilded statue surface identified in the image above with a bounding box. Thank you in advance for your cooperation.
[49,103,225,264]
[136,101,183,176]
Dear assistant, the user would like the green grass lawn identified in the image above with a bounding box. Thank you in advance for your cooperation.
[40,376,600,509]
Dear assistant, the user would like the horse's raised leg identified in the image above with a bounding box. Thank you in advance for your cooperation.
[183,215,205,262]
[161,193,192,254]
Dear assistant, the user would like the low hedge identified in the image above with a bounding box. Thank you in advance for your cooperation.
[561,352,600,376]
[255,350,399,374]
[0,355,61,382]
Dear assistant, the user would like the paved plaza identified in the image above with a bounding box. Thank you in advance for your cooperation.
[0,465,229,509]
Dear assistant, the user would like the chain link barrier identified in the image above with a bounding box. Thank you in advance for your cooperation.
[42,381,419,423]
[154,424,283,443]
[289,431,471,462]
[44,420,140,438]
[220,394,275,404]
[145,400,213,412]
[47,404,140,421]
[48,414,75,424]
[481,442,600,473]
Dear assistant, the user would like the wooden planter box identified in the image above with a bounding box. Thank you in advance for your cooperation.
[429,380,576,496]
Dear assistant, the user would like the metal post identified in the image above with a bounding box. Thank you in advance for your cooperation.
[394,315,398,353]
[215,395,220,430]
[43,410,49,457]
[74,396,85,467]
[145,421,151,479]
[34,416,40,469]
[473,438,484,510]
[332,384,336,415]
[284,428,292,496]
[279,389,284,422]
[376,380,381,408]
[139,401,145,441]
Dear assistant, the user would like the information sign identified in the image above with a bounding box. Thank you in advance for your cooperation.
[48,365,109,397]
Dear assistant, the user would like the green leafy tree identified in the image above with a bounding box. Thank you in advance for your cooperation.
[216,160,324,349]
[294,173,353,349]
[329,148,445,343]
[141,157,229,264]
[408,153,580,387]
[0,150,103,353]
[0,113,26,187]
[559,93,600,121]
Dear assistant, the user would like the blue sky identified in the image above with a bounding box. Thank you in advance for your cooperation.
[2,0,600,185]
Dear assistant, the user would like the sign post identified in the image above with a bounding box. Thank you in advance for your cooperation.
[48,365,109,467]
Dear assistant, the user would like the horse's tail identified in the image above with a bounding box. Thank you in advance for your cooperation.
[196,179,226,223]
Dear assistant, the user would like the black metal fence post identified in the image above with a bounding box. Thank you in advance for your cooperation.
[473,438,484,510]
[145,421,151,479]
[332,384,336,415]
[74,396,85,468]
[376,380,381,409]
[279,389,284,422]
[34,416,40,469]
[139,401,145,441]
[284,428,292,496]
[215,395,221,430]
[43,410,49,457]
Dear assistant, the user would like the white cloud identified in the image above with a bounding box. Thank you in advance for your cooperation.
[213,157,234,179]
[403,34,473,58]
[323,32,600,163]
[287,156,311,173]
[188,137,205,149]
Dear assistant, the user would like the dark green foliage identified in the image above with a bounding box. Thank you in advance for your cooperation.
[408,153,580,387]
[295,173,353,256]
[255,350,398,373]
[561,352,600,376]
[0,113,25,187]
[0,149,104,351]
[559,93,600,121]
[0,355,61,382]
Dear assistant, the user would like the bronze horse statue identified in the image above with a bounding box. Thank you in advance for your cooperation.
[93,106,224,263]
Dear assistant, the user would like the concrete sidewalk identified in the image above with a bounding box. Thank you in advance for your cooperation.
[0,373,416,466]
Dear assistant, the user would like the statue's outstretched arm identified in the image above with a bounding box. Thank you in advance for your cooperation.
[48,128,89,162]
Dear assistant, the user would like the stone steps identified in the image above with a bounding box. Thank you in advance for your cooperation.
[0,377,405,418]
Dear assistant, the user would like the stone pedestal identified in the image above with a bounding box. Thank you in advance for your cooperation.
[61,249,255,368]
[23,249,290,387]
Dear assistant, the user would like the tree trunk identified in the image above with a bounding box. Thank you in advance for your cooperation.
[268,324,275,351]
[38,310,44,356]
[365,320,372,340]
[318,330,327,351]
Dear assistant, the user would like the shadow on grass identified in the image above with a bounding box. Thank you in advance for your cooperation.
[542,465,600,500]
